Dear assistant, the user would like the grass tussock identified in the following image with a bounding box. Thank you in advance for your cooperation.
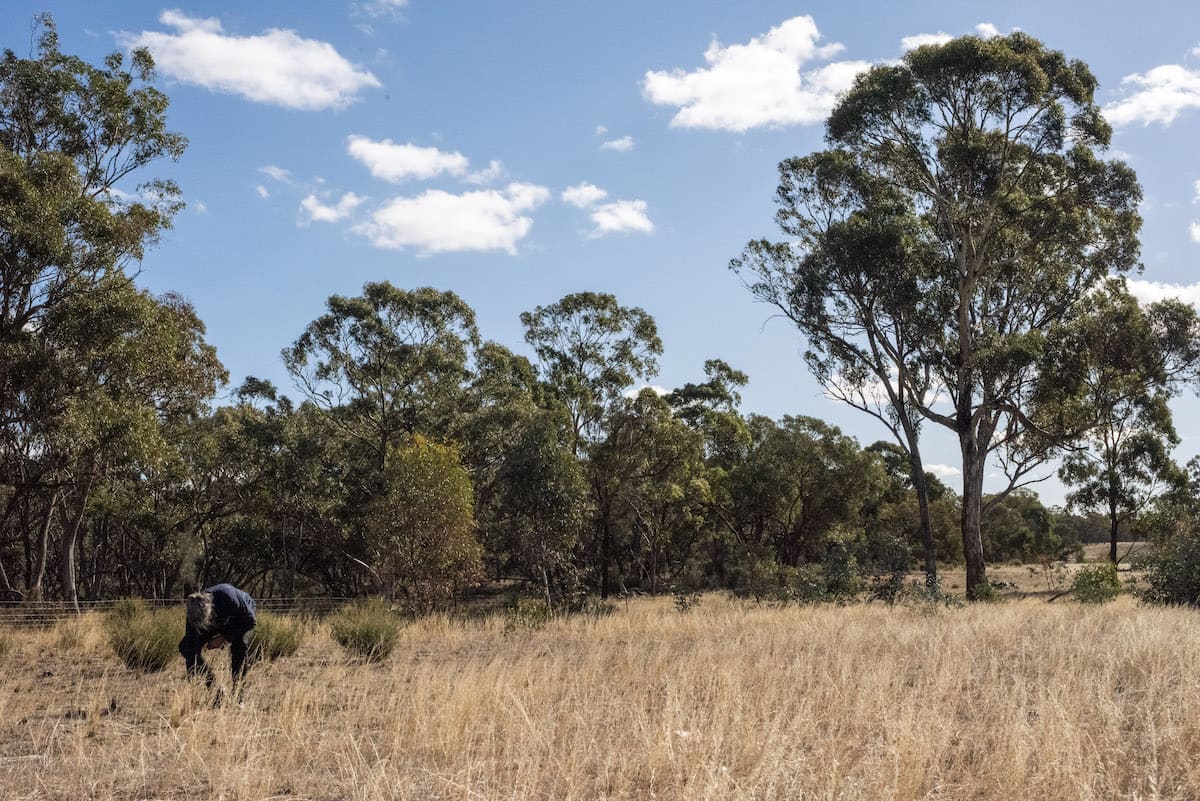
[105,600,179,673]
[328,597,401,661]
[3,596,1200,800]
[247,611,303,661]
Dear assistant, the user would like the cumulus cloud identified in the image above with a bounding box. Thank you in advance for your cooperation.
[121,11,380,110]
[346,135,469,182]
[588,200,654,238]
[1126,278,1200,308]
[595,124,609,135]
[1193,179,1200,203]
[300,192,367,224]
[600,135,635,152]
[354,183,550,255]
[900,32,952,52]
[464,160,505,185]
[255,185,271,199]
[1192,223,1200,243]
[562,182,609,208]
[926,464,962,479]
[1105,64,1200,127]
[974,22,1001,38]
[642,15,870,132]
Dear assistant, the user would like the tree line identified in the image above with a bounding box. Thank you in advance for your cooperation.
[3,20,1200,609]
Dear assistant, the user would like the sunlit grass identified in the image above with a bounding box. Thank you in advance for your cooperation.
[1,596,1197,800]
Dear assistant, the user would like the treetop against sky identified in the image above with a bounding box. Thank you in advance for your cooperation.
[7,0,1200,503]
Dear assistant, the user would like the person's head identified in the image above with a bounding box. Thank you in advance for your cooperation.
[186,591,214,631]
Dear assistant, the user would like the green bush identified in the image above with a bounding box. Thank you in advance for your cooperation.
[248,611,303,661]
[107,604,179,673]
[1136,535,1200,605]
[1071,562,1122,604]
[329,599,401,662]
[504,597,552,632]
[108,597,147,623]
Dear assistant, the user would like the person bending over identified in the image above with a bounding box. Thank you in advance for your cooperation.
[179,583,257,695]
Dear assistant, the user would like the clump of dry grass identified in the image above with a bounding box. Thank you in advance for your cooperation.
[2,596,1199,800]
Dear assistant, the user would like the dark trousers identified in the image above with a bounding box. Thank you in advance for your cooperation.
[178,624,254,689]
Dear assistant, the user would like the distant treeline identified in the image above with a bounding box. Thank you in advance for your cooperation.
[5,19,1200,611]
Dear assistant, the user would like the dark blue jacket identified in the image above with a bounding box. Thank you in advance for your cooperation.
[204,583,256,632]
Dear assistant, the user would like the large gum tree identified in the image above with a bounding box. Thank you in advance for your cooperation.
[737,33,1141,599]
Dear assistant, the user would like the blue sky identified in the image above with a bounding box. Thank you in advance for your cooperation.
[11,0,1200,504]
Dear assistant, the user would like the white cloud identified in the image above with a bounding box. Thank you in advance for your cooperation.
[624,384,669,399]
[464,160,505,185]
[1193,179,1200,203]
[926,464,962,479]
[1126,278,1200,308]
[355,183,550,255]
[299,192,367,224]
[1192,222,1200,243]
[595,124,608,136]
[588,199,654,238]
[900,32,952,52]
[1105,64,1200,127]
[346,135,470,182]
[121,11,380,111]
[259,165,294,184]
[192,200,208,214]
[974,22,1001,38]
[562,182,609,208]
[600,135,635,152]
[357,0,409,19]
[255,184,271,199]
[642,15,870,132]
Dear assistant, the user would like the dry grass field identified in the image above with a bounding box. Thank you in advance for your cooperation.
[3,594,1199,801]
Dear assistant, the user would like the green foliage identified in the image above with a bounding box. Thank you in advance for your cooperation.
[329,599,401,662]
[1070,562,1122,604]
[503,597,552,633]
[248,612,303,661]
[367,436,482,612]
[106,604,178,673]
[1136,534,1200,606]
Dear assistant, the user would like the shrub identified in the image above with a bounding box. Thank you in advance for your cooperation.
[248,611,303,661]
[329,599,400,662]
[504,597,552,632]
[1136,535,1200,605]
[107,604,179,673]
[1071,562,1122,604]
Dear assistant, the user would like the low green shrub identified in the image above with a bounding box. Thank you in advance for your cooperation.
[1071,562,1122,604]
[107,604,179,673]
[504,597,552,632]
[248,611,303,661]
[329,598,400,662]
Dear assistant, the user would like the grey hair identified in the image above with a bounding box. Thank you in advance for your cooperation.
[186,591,214,631]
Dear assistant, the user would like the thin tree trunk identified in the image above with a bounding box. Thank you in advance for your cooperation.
[61,476,93,615]
[28,489,60,603]
[1109,500,1120,564]
[907,445,938,588]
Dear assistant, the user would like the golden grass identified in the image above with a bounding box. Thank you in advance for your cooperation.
[2,596,1199,800]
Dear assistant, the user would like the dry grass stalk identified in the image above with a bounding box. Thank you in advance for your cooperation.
[1,597,1197,800]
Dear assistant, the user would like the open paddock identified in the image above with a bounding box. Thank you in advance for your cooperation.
[2,595,1198,800]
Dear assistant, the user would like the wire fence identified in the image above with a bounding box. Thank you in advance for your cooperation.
[0,597,355,626]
